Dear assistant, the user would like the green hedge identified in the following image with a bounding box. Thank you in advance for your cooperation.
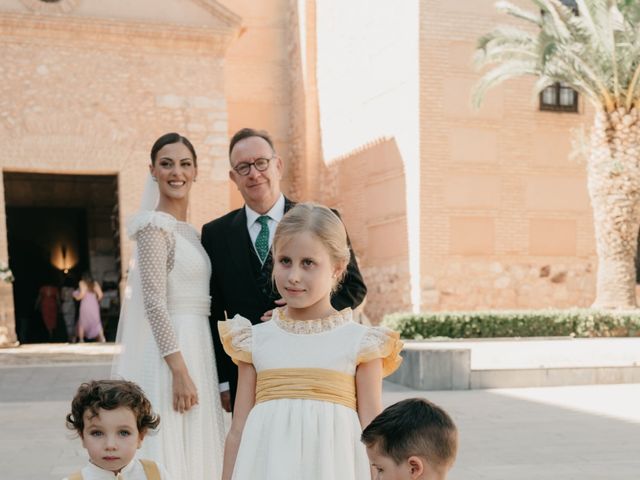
[381,309,640,339]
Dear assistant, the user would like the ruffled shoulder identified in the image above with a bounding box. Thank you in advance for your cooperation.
[127,211,177,240]
[218,315,253,365]
[357,326,404,377]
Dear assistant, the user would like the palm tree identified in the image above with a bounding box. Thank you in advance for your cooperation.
[474,0,640,309]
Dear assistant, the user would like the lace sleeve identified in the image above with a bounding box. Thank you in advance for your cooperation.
[357,326,404,377]
[218,315,253,364]
[136,225,179,357]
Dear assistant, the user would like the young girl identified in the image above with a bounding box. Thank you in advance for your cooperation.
[64,379,172,480]
[218,203,403,479]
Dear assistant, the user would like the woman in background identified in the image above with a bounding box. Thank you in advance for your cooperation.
[74,272,105,342]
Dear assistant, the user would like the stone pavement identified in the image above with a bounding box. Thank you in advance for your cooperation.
[1,348,640,479]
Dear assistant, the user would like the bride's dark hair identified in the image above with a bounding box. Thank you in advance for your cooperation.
[150,132,197,166]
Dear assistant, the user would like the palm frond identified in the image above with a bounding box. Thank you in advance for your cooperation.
[531,0,572,40]
[473,0,640,112]
[547,49,616,109]
[533,70,601,107]
[495,1,542,26]
[626,61,640,109]
[475,26,538,66]
[573,0,600,40]
[473,60,539,108]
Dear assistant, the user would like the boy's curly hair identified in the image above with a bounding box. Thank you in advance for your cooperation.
[66,380,160,437]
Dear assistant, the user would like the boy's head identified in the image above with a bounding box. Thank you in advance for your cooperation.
[361,398,458,480]
[66,380,160,473]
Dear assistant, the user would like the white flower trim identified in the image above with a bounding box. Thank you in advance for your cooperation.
[127,211,177,239]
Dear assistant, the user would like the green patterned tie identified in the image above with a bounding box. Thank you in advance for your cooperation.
[255,215,270,263]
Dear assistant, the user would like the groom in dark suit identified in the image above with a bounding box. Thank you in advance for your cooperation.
[201,128,367,411]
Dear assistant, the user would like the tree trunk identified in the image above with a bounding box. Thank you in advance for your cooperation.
[588,108,640,309]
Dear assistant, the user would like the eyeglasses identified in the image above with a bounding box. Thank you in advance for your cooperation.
[232,156,273,176]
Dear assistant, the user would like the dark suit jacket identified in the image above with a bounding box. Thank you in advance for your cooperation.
[201,197,367,407]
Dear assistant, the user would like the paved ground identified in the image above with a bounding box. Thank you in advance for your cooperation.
[1,349,640,479]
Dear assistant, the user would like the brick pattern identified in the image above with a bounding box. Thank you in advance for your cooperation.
[0,0,607,343]
[318,139,412,323]
[220,0,298,207]
[0,11,235,343]
[419,0,597,310]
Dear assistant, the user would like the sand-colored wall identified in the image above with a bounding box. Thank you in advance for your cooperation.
[419,0,596,310]
[218,0,303,207]
[0,6,238,343]
[0,0,609,342]
[320,139,411,322]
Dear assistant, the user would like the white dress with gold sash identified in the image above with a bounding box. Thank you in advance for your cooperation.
[219,308,403,480]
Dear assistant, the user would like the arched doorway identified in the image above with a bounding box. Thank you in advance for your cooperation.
[4,172,121,343]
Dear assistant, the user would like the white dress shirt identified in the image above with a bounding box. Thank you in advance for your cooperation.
[245,193,286,260]
[62,457,171,480]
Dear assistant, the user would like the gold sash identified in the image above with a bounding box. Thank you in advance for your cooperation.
[256,368,356,410]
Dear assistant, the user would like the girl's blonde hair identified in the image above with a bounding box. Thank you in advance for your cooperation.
[273,203,350,287]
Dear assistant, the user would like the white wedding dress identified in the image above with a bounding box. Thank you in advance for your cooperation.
[112,210,224,480]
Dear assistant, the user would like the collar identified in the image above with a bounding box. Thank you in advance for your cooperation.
[85,458,137,478]
[245,193,285,226]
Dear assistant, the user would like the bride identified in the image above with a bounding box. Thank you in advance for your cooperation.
[112,133,224,479]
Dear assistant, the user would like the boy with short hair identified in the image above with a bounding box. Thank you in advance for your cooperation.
[64,379,171,480]
[361,398,458,480]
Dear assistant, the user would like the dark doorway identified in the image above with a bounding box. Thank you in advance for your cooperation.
[4,173,121,343]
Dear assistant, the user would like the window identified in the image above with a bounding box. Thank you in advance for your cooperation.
[540,82,579,112]
[539,1,579,112]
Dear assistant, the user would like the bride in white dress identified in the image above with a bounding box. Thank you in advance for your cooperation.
[112,133,224,479]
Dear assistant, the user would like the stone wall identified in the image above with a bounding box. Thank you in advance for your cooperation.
[318,139,412,323]
[419,0,598,311]
[0,0,613,339]
[422,259,595,310]
[0,7,238,343]
[219,0,301,206]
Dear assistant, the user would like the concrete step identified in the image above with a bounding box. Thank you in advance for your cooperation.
[388,337,640,390]
[0,343,118,366]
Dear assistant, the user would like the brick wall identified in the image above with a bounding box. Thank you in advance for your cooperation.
[318,139,412,323]
[218,0,300,206]
[0,11,236,342]
[419,0,597,310]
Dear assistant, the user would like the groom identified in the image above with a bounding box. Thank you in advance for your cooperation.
[201,127,367,411]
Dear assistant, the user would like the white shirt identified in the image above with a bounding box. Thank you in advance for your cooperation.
[245,193,286,259]
[219,194,286,393]
[62,458,172,480]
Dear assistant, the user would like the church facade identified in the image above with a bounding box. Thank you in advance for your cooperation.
[0,0,600,345]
